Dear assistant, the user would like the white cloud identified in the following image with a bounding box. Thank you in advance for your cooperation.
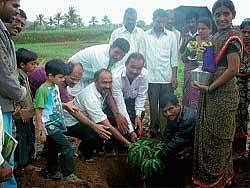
[21,0,248,25]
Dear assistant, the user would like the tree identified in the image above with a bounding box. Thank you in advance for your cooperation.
[101,15,111,25]
[54,12,64,26]
[48,16,55,27]
[64,7,80,26]
[89,16,98,26]
[137,20,146,28]
[36,14,46,26]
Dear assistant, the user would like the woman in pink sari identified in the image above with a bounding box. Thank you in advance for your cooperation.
[181,18,213,110]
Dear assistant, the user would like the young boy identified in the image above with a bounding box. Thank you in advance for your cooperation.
[14,48,38,171]
[34,59,82,182]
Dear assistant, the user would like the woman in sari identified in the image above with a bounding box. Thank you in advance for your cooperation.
[182,18,213,110]
[233,19,250,156]
[193,0,243,187]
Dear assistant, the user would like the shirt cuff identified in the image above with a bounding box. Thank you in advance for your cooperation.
[128,123,134,134]
[136,110,142,117]
[0,155,4,166]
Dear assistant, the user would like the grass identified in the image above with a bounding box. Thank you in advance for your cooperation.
[15,40,107,64]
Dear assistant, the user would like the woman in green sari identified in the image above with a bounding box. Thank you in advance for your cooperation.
[193,0,243,187]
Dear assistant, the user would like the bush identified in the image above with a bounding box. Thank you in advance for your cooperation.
[15,29,113,44]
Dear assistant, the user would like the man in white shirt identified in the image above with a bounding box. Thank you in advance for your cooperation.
[145,9,178,136]
[68,38,131,138]
[64,69,130,157]
[112,53,148,141]
[68,38,130,96]
[109,8,146,65]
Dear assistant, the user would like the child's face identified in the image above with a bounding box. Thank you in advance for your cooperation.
[21,60,37,73]
[50,74,65,86]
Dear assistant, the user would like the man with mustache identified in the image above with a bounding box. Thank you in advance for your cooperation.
[68,38,131,138]
[111,53,148,141]
[109,8,146,65]
[158,94,196,186]
[0,0,26,187]
[63,69,130,160]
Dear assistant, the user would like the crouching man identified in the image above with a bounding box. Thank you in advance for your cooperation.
[63,69,130,159]
[157,94,197,186]
[111,53,148,141]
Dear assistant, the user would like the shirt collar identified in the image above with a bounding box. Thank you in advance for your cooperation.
[121,25,138,34]
[121,66,144,79]
[149,28,168,36]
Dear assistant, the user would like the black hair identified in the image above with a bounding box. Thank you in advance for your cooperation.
[111,38,130,54]
[45,59,69,76]
[94,69,111,81]
[197,17,212,29]
[240,19,250,29]
[18,9,27,19]
[67,62,83,75]
[124,8,137,18]
[153,9,167,20]
[212,0,236,15]
[16,48,38,68]
[185,12,199,21]
[159,94,179,109]
[125,52,145,65]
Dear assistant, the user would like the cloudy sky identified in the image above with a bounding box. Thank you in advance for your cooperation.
[21,0,248,25]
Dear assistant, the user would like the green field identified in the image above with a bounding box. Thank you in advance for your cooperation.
[15,29,183,97]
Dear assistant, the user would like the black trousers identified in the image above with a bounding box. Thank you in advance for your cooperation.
[65,123,102,157]
[14,118,35,168]
[47,132,74,177]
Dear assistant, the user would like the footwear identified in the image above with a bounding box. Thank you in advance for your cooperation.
[47,171,62,180]
[63,173,83,182]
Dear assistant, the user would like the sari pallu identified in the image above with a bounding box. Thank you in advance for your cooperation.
[193,28,242,188]
[234,48,250,156]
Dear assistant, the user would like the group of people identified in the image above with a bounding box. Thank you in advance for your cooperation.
[0,0,249,187]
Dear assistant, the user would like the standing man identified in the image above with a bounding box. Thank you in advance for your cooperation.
[0,0,27,187]
[5,8,26,37]
[179,12,198,55]
[145,9,178,136]
[109,8,146,65]
[112,53,148,141]
[165,9,182,51]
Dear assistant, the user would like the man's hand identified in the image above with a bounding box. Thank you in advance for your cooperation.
[0,162,13,182]
[114,113,129,135]
[63,101,79,113]
[93,124,112,140]
[134,116,143,137]
[171,77,178,90]
[130,131,138,142]
[37,129,46,144]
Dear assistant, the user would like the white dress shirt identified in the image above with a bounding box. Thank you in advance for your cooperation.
[145,28,178,83]
[0,106,4,166]
[112,66,148,133]
[64,83,107,127]
[110,26,146,65]
[68,44,118,96]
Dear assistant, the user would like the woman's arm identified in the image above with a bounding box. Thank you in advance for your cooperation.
[209,52,240,91]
